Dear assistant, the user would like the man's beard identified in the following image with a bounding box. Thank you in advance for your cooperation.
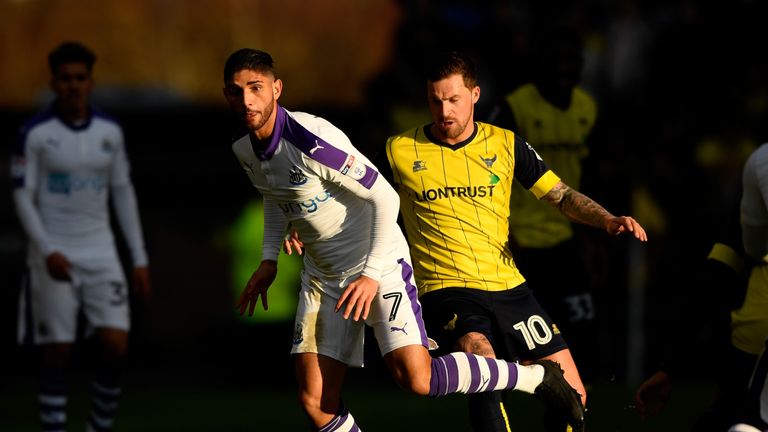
[246,98,275,133]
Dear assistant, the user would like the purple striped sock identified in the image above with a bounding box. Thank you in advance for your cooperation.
[317,403,360,432]
[429,353,519,397]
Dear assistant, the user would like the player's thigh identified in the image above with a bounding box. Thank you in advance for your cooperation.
[366,258,429,356]
[291,283,366,367]
[21,266,79,344]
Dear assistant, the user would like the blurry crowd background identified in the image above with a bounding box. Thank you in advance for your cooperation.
[1,0,767,397]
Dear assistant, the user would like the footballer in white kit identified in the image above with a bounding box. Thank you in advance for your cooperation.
[12,108,148,344]
[231,105,428,366]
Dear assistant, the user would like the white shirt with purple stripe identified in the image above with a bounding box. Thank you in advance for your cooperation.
[231,106,409,290]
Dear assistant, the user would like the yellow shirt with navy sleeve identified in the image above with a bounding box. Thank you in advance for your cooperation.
[505,83,596,248]
[385,122,560,296]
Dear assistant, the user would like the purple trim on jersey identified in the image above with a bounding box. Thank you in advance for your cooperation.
[282,110,379,189]
[466,353,482,393]
[16,108,56,156]
[282,111,345,167]
[398,258,428,347]
[485,357,499,391]
[253,104,285,160]
[429,354,460,397]
[355,162,378,189]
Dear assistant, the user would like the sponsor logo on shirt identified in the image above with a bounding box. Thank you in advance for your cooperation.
[47,173,107,195]
[289,165,308,185]
[278,191,334,214]
[339,155,368,180]
[416,185,495,202]
[340,155,355,175]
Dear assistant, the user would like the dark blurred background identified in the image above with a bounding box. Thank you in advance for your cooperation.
[2,0,767,430]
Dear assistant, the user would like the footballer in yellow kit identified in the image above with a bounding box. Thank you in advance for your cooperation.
[385,123,560,296]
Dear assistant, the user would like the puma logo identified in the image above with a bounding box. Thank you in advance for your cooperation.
[309,140,325,155]
[390,322,408,335]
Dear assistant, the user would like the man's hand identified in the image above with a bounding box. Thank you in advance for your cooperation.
[606,216,648,241]
[283,229,304,255]
[45,251,72,281]
[237,260,278,316]
[336,275,379,321]
[132,266,151,303]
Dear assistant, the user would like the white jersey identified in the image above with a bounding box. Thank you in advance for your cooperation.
[231,106,409,288]
[11,107,147,267]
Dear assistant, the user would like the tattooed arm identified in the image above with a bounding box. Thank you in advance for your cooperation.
[543,181,648,241]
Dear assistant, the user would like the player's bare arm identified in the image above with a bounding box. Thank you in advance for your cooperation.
[336,275,379,322]
[543,181,648,241]
[132,266,151,303]
[237,259,278,316]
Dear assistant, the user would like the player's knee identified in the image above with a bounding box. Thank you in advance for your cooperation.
[399,375,431,396]
[41,343,73,368]
[98,328,129,361]
[100,340,128,365]
[455,331,495,357]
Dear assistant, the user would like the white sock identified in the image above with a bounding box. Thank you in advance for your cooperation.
[513,363,545,394]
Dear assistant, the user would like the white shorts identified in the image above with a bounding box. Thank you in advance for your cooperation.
[290,258,429,367]
[18,251,130,345]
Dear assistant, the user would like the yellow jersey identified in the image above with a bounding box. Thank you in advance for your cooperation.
[385,122,560,296]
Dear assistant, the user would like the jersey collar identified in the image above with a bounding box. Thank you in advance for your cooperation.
[423,122,478,151]
[251,104,285,161]
[53,103,94,131]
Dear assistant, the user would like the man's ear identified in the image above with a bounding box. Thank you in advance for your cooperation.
[274,78,283,99]
[472,86,481,104]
